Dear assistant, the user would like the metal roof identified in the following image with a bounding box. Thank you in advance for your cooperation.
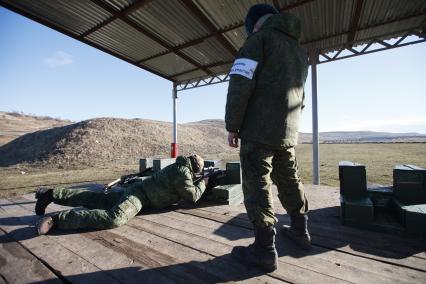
[1,0,425,84]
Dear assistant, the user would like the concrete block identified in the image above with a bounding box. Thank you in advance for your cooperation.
[139,158,153,173]
[153,158,176,172]
[339,161,367,197]
[341,195,374,224]
[393,165,426,204]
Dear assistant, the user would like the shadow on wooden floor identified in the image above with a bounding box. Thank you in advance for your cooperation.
[28,253,271,284]
[1,199,424,263]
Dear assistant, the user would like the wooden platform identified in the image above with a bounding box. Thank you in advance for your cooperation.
[1,185,425,283]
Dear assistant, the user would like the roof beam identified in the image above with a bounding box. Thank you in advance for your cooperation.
[179,0,237,57]
[89,0,213,75]
[303,10,426,48]
[137,0,316,63]
[139,37,206,63]
[170,60,233,79]
[347,0,364,46]
[318,31,425,64]
[80,0,152,38]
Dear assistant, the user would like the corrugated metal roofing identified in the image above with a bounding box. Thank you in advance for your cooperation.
[1,0,425,83]
[128,0,210,47]
[86,19,169,61]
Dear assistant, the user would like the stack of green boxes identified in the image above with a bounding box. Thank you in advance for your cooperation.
[339,161,374,226]
[203,161,243,206]
[339,161,426,236]
[393,165,426,234]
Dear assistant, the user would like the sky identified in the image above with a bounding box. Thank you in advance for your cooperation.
[1,7,426,134]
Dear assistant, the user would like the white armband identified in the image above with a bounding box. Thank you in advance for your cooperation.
[229,58,258,80]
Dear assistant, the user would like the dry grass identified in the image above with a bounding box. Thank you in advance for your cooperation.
[1,143,425,198]
[295,143,426,186]
[1,112,425,197]
[0,164,139,198]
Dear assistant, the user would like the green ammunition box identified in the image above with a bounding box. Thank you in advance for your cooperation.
[153,158,176,172]
[340,195,374,225]
[211,184,243,199]
[393,165,426,204]
[392,199,408,226]
[405,204,426,235]
[339,161,367,197]
[139,158,153,173]
[367,185,393,211]
[205,184,244,206]
[204,160,220,168]
[393,199,426,234]
[224,162,242,184]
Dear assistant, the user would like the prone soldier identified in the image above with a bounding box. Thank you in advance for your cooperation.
[35,155,207,234]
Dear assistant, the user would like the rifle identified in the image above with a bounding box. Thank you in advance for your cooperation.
[104,167,153,193]
[196,166,226,191]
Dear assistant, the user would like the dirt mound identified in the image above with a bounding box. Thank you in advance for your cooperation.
[0,111,72,146]
[0,117,238,168]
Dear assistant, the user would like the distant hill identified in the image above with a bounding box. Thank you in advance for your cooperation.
[0,117,238,168]
[0,111,72,146]
[0,112,425,168]
[299,131,426,143]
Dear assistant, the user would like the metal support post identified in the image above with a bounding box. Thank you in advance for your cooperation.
[171,82,178,158]
[310,49,320,185]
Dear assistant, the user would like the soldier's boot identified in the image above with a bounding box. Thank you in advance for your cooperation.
[37,214,58,235]
[282,214,311,250]
[35,188,53,215]
[232,226,278,272]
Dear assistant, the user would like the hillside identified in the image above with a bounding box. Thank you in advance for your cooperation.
[0,111,72,146]
[1,112,425,169]
[0,117,238,168]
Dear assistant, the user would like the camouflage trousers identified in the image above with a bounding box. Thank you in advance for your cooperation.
[240,139,308,228]
[52,184,148,230]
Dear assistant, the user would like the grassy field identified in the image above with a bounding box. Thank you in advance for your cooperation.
[0,143,425,198]
[295,143,426,186]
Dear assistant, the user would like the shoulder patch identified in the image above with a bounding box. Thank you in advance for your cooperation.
[229,58,258,80]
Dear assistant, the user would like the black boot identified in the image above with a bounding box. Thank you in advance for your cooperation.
[232,226,278,272]
[35,188,53,215]
[282,214,311,250]
[37,214,58,235]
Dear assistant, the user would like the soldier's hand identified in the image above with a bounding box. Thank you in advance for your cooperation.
[203,177,209,186]
[228,132,239,148]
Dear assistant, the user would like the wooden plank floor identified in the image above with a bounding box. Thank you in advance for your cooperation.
[1,185,425,283]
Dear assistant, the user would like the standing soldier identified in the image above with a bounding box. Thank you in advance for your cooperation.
[225,4,310,272]
[35,155,207,234]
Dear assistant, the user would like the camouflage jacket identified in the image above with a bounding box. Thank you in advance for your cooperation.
[138,156,206,209]
[225,12,308,147]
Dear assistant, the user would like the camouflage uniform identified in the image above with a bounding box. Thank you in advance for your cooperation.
[225,13,309,228]
[52,156,205,230]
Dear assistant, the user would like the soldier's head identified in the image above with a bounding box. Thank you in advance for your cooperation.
[188,154,204,174]
[245,3,278,36]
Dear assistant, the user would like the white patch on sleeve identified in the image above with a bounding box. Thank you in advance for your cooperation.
[229,58,258,80]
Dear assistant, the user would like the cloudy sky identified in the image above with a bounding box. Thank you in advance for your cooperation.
[1,7,425,134]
